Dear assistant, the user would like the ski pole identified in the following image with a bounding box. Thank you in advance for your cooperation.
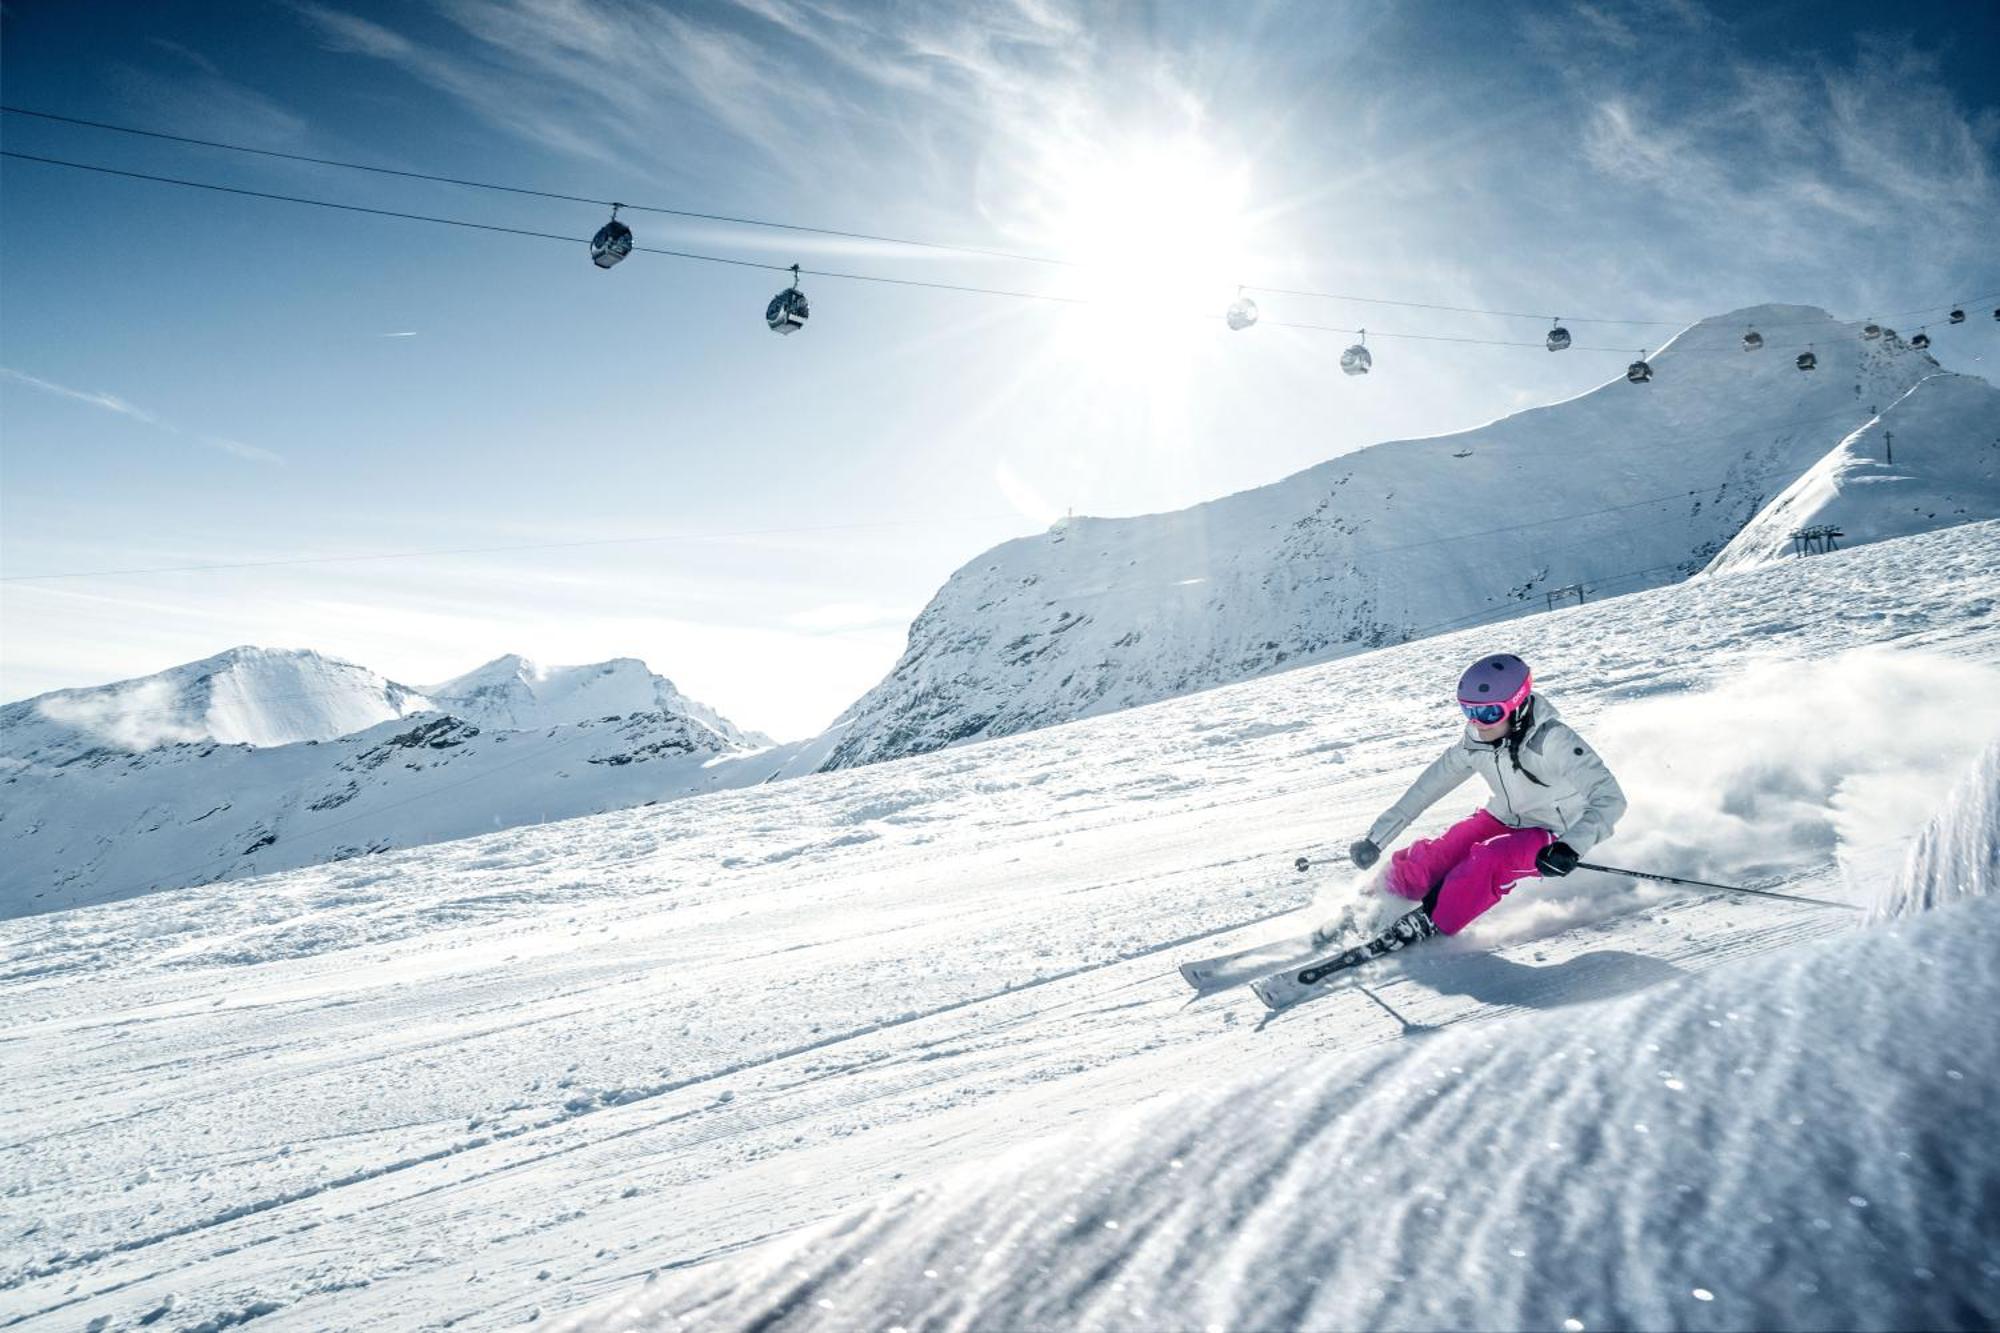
[1575,862,1862,912]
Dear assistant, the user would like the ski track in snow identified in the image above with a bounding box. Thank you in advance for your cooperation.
[1,521,1997,1331]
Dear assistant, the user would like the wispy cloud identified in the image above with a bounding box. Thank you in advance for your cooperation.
[145,37,223,77]
[1547,6,1999,307]
[288,0,1097,211]
[378,330,420,338]
[105,51,310,151]
[1,369,282,464]
[0,369,166,429]
[203,437,286,464]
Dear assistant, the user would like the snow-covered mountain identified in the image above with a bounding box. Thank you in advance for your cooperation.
[819,305,1985,770]
[1704,368,2000,575]
[0,648,780,915]
[0,709,789,918]
[0,646,428,765]
[425,655,774,749]
[5,521,1995,1333]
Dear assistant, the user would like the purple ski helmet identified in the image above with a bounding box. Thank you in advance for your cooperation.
[1457,653,1532,725]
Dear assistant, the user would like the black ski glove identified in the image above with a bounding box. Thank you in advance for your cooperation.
[1295,856,1312,873]
[1349,838,1381,870]
[1535,840,1580,877]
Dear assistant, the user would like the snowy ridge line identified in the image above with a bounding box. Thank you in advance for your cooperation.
[0,679,427,738]
[1330,454,1850,561]
[989,447,1851,626]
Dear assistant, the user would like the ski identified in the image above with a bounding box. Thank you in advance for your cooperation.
[1249,908,1438,1010]
[1178,928,1332,991]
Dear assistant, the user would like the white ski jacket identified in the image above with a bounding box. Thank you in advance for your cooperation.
[1366,695,1627,854]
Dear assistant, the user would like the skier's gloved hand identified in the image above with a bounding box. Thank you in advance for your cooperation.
[1295,856,1311,874]
[1349,839,1380,870]
[1535,840,1580,877]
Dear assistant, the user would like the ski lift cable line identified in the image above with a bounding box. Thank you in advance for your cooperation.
[0,104,1069,268]
[9,153,1988,365]
[13,107,1992,334]
[1249,286,1678,326]
[0,105,1691,321]
[0,152,1660,350]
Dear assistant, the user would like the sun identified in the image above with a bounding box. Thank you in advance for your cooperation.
[1038,135,1255,375]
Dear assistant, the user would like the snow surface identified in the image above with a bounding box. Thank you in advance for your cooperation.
[584,900,2000,1333]
[1870,738,2000,921]
[822,306,1975,770]
[3,520,1996,1332]
[1705,369,2000,576]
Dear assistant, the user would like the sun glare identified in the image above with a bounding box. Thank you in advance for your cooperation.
[1041,137,1254,374]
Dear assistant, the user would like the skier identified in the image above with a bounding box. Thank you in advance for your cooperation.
[1333,653,1626,952]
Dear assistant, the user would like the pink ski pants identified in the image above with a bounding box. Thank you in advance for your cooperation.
[1383,809,1554,935]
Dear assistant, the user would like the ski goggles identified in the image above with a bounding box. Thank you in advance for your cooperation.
[1460,701,1512,725]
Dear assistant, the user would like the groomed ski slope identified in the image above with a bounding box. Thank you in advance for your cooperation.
[586,758,2000,1333]
[3,521,1998,1332]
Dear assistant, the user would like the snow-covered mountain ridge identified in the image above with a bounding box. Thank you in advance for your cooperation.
[0,708,790,918]
[0,645,429,764]
[1704,370,2000,575]
[820,306,1990,770]
[0,648,776,916]
[426,654,774,749]
[5,520,1996,1332]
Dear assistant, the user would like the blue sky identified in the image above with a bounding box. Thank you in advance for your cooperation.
[3,0,1996,738]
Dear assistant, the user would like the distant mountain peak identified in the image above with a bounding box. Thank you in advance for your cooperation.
[1,647,429,762]
[424,654,769,749]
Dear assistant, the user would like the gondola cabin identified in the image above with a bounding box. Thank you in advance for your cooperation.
[590,208,633,270]
[767,265,809,335]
